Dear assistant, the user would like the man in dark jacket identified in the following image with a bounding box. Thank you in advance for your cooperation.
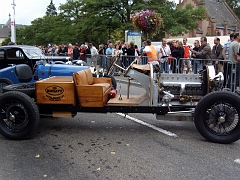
[211,37,223,60]
[73,44,80,60]
[192,40,202,74]
[190,36,212,65]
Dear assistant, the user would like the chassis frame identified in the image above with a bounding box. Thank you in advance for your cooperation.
[0,54,240,144]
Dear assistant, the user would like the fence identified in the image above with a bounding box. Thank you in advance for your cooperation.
[44,52,238,92]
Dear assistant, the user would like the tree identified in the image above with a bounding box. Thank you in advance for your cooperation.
[225,0,240,19]
[46,0,58,16]
[14,0,205,45]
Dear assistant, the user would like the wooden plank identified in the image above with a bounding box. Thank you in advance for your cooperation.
[35,76,75,105]
[132,64,150,71]
[107,92,148,106]
[38,76,73,82]
[52,111,72,118]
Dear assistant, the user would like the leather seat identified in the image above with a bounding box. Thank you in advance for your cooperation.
[73,68,112,107]
[15,64,32,82]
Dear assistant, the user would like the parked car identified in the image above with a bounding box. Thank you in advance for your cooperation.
[0,45,71,70]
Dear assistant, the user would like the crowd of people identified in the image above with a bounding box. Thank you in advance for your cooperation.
[39,33,240,84]
[39,40,141,71]
[142,33,240,88]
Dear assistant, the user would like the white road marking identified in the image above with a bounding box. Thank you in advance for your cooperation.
[117,113,177,137]
[234,159,240,164]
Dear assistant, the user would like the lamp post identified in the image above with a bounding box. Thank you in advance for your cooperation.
[143,0,150,10]
[107,16,112,40]
[143,0,150,40]
[128,0,133,22]
[128,0,133,5]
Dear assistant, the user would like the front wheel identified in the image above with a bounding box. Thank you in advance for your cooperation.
[194,91,240,144]
[0,91,40,140]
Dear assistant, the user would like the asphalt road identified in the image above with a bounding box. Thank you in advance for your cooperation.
[0,81,239,180]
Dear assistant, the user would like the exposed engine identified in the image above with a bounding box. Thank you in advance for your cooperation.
[158,65,224,104]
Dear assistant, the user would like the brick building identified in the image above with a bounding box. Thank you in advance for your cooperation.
[167,0,240,39]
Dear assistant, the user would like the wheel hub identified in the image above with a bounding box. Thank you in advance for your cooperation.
[9,112,16,122]
[218,115,225,124]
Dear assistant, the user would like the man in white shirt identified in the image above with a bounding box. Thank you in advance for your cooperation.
[89,43,99,68]
[157,38,171,73]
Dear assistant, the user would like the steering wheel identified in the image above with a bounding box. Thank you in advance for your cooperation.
[107,54,121,76]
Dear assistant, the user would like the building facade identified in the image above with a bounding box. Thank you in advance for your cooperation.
[167,0,240,39]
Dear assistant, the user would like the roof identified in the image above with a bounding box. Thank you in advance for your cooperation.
[0,26,10,38]
[0,45,39,49]
[5,18,11,26]
[204,0,240,27]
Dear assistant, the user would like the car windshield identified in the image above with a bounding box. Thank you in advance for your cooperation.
[22,47,46,59]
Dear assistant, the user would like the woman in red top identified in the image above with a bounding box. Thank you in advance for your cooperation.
[80,44,86,61]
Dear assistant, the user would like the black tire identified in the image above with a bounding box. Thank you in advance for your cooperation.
[104,75,117,89]
[3,83,35,98]
[0,79,13,94]
[194,91,240,144]
[0,91,40,140]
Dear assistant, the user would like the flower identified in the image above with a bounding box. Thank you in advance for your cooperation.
[131,9,163,33]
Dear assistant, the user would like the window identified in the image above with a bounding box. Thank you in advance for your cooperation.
[16,50,24,59]
[0,50,4,59]
[6,49,24,59]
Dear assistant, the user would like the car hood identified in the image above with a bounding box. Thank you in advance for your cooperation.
[36,63,90,79]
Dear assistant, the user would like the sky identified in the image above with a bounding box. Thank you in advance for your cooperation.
[0,0,67,25]
[1,0,180,25]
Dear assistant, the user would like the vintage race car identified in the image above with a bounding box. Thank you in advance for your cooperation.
[0,54,239,144]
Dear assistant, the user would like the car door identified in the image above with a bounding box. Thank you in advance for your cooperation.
[0,49,6,69]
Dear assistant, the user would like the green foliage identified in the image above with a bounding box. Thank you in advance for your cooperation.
[1,37,11,46]
[14,0,205,46]
[225,0,240,19]
[46,0,58,16]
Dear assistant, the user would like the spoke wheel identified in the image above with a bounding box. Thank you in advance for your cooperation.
[2,102,29,133]
[0,91,39,140]
[194,91,240,144]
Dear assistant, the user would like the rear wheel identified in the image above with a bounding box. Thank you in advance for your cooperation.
[0,91,40,140]
[194,91,240,144]
[0,79,13,94]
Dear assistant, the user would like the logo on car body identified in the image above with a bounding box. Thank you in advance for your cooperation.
[45,86,64,101]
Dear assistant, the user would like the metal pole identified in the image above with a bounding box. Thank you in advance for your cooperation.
[11,0,16,43]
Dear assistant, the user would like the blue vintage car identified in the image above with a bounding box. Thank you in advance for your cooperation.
[0,45,89,92]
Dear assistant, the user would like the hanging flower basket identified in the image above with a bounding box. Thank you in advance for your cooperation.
[131,9,163,34]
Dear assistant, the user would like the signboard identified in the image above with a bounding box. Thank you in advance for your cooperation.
[125,31,142,49]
